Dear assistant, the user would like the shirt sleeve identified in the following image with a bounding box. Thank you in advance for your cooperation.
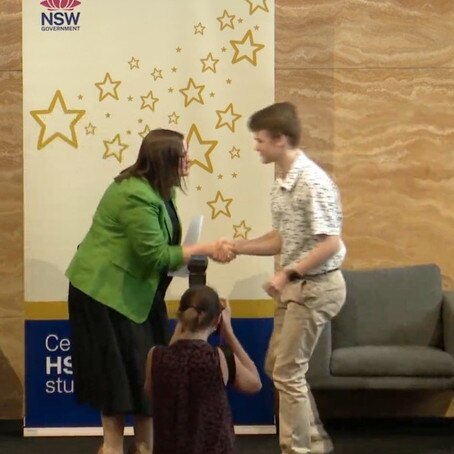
[308,179,343,236]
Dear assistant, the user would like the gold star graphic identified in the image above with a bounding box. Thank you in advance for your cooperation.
[85,122,96,135]
[230,30,265,66]
[103,134,128,163]
[78,94,83,100]
[105,113,111,118]
[245,0,269,15]
[217,10,235,30]
[127,96,133,101]
[254,25,260,30]
[232,172,238,178]
[221,47,227,52]
[171,66,177,73]
[187,123,218,174]
[179,78,205,107]
[226,79,232,84]
[207,191,233,220]
[209,92,215,98]
[217,174,223,179]
[151,67,163,81]
[215,104,242,132]
[196,185,202,191]
[229,146,240,158]
[30,90,85,150]
[95,72,121,101]
[128,57,140,69]
[238,18,243,24]
[140,90,159,111]
[168,87,174,93]
[176,47,182,53]
[194,22,206,35]
[168,112,180,125]
[139,124,151,139]
[201,53,219,73]
[233,220,252,239]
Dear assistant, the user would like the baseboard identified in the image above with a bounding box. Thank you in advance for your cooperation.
[23,425,277,437]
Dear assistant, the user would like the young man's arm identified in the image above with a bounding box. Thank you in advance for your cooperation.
[233,229,281,256]
[264,234,341,297]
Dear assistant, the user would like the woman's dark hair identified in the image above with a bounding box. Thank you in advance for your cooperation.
[177,285,223,333]
[247,101,301,147]
[115,128,185,199]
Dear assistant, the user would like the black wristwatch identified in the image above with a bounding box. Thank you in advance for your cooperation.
[284,268,304,282]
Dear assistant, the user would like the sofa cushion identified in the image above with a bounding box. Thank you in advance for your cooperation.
[333,264,443,349]
[331,345,454,377]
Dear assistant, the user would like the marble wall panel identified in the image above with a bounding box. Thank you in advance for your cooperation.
[0,0,22,70]
[0,317,24,418]
[334,68,454,287]
[0,71,23,318]
[276,68,454,287]
[276,0,454,69]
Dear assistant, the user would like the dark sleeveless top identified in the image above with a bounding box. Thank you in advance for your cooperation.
[151,340,235,454]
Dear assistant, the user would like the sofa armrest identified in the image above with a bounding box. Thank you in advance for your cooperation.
[442,291,454,356]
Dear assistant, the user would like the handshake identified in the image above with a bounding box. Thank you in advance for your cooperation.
[210,238,238,264]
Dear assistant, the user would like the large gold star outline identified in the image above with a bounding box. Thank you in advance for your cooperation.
[179,78,205,107]
[207,191,233,220]
[245,0,269,15]
[140,91,159,111]
[215,103,242,132]
[30,90,85,150]
[201,53,219,73]
[187,123,218,174]
[217,10,235,30]
[95,72,121,101]
[230,29,265,66]
[233,220,252,239]
[103,134,128,163]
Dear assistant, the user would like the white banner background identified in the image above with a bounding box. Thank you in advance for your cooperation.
[23,0,275,302]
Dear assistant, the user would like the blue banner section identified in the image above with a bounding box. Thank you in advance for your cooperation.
[25,319,274,428]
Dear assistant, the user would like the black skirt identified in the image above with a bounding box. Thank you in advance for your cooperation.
[68,277,171,416]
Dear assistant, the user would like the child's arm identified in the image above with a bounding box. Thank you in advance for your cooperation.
[218,300,262,394]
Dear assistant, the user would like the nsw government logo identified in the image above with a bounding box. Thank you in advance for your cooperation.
[40,0,81,32]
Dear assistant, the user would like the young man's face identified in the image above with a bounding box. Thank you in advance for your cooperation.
[252,130,282,164]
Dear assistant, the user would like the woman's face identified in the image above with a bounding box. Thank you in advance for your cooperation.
[179,139,190,176]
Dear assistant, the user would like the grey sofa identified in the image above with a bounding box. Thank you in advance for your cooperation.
[307,264,454,389]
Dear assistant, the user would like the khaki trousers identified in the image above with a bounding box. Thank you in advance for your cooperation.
[265,271,346,454]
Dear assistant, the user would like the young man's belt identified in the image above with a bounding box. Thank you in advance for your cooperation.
[287,268,339,282]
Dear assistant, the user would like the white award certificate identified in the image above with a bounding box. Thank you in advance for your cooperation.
[169,215,204,278]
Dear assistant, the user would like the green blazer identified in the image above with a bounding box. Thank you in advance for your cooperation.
[66,177,184,323]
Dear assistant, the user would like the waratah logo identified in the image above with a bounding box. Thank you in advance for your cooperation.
[40,0,81,10]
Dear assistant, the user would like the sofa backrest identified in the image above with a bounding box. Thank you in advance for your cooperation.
[332,264,443,349]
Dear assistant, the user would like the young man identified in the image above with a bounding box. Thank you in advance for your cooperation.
[233,102,347,454]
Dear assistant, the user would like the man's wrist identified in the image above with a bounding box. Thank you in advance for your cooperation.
[283,267,304,281]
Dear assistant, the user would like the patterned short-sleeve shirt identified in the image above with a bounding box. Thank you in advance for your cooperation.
[271,152,346,274]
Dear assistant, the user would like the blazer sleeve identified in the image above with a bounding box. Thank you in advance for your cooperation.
[118,186,184,274]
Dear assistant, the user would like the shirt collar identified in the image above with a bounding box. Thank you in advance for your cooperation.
[276,151,309,191]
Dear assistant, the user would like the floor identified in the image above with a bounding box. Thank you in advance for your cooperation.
[0,419,453,453]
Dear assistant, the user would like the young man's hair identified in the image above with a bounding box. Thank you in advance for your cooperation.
[247,101,301,147]
[177,285,223,333]
[115,128,185,200]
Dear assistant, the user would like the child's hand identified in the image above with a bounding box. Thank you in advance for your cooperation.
[219,299,233,336]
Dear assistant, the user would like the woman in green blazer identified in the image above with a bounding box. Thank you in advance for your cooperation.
[66,129,233,454]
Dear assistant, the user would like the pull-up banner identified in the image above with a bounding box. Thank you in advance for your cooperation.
[23,0,275,435]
